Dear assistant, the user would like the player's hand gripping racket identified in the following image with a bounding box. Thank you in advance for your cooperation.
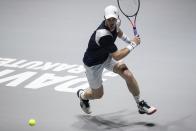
[117,0,140,36]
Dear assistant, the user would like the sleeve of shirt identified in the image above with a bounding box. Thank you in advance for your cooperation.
[99,35,117,53]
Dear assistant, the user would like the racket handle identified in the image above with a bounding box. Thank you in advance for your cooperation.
[133,27,139,36]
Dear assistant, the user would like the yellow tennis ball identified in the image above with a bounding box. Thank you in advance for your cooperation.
[28,119,36,126]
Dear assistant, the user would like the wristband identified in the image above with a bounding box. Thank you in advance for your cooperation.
[130,41,137,48]
[126,44,134,51]
[121,33,131,44]
[126,42,137,51]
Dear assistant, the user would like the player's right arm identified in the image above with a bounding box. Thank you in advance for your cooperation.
[112,33,141,61]
[111,48,130,61]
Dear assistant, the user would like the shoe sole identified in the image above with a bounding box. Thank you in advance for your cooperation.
[139,108,157,115]
[147,108,157,115]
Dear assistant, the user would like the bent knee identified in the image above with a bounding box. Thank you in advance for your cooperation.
[114,63,128,74]
[114,63,135,80]
[94,92,104,99]
[92,86,104,99]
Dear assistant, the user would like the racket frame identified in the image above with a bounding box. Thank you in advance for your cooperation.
[117,0,140,36]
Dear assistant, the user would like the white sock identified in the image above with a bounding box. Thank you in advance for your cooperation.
[134,95,141,104]
[80,90,88,100]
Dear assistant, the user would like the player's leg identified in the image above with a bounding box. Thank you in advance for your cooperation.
[113,62,140,97]
[103,56,140,97]
[80,85,104,100]
[113,62,157,115]
[77,85,103,114]
[77,64,104,114]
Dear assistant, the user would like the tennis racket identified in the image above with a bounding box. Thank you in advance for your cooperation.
[117,0,140,36]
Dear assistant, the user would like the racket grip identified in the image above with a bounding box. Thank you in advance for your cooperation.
[133,27,139,36]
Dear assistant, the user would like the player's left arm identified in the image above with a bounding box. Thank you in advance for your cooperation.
[117,28,140,46]
[117,28,132,44]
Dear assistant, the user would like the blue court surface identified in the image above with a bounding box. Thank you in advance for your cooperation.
[0,0,196,131]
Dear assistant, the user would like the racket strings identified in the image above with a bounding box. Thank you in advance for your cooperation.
[118,0,139,17]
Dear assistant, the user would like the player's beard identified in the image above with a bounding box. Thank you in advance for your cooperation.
[107,23,116,31]
[105,19,116,31]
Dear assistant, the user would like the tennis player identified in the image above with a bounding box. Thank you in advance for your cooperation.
[77,5,157,115]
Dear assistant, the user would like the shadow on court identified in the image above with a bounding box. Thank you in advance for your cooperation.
[72,110,156,131]
[72,110,194,131]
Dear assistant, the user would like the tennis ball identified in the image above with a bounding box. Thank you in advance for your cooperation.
[28,119,36,126]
